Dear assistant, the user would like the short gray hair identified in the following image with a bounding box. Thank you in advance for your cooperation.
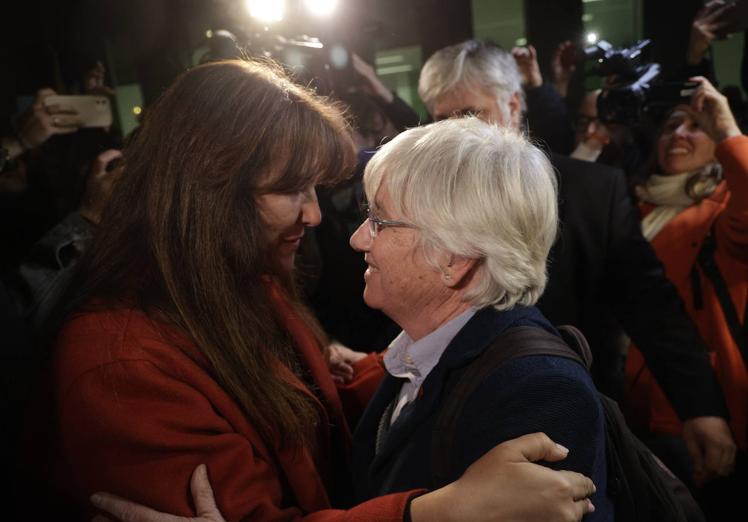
[364,117,558,310]
[418,40,525,119]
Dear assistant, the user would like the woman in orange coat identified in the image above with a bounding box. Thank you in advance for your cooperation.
[41,59,595,522]
[624,76,748,518]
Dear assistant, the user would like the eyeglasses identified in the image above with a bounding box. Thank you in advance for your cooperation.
[365,206,414,238]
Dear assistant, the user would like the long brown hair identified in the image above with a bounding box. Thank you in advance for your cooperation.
[66,59,356,448]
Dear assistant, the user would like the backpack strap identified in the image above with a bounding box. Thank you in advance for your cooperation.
[430,325,585,488]
[696,230,748,371]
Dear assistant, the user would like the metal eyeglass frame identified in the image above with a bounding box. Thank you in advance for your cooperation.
[365,206,414,238]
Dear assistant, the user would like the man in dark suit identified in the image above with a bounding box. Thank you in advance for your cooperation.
[417,39,736,484]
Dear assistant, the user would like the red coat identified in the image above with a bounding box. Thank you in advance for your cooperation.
[625,135,748,448]
[50,295,415,521]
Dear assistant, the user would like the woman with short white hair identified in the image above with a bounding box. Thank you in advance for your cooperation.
[349,117,613,521]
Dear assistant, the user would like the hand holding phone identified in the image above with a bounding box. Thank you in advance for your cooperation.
[13,88,83,150]
[44,95,112,128]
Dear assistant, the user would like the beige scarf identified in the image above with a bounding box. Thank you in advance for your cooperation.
[637,166,720,241]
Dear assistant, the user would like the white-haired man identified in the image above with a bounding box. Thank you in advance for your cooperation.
[418,39,736,486]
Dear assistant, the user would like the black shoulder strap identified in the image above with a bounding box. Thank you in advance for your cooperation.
[696,231,748,370]
[430,325,587,488]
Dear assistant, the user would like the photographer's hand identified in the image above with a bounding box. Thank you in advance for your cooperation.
[351,53,394,104]
[78,149,123,225]
[687,1,730,65]
[83,61,116,97]
[551,41,577,98]
[688,76,742,142]
[511,45,543,89]
[14,88,81,151]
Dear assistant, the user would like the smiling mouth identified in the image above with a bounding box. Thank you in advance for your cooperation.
[363,261,379,277]
[667,146,690,155]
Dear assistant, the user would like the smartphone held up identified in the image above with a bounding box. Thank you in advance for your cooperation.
[44,95,113,128]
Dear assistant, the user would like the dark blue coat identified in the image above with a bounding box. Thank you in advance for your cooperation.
[352,305,613,520]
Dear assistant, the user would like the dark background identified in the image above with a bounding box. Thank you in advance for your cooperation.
[1,0,709,118]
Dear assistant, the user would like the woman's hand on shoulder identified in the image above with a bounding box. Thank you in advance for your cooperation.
[689,76,742,143]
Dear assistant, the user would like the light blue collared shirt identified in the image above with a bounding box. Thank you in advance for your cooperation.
[383,307,477,425]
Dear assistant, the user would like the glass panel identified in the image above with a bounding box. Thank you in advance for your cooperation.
[471,0,526,49]
[374,46,427,119]
[712,32,745,92]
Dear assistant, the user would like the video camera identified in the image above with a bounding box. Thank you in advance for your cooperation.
[585,39,696,125]
[202,29,357,95]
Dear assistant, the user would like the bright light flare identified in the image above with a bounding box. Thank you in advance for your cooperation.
[586,32,599,44]
[329,45,349,70]
[304,0,338,17]
[245,0,285,23]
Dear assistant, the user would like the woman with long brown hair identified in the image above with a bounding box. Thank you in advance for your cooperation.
[45,59,595,521]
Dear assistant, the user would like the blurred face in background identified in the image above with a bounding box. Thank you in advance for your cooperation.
[575,90,610,149]
[432,85,521,129]
[657,106,716,175]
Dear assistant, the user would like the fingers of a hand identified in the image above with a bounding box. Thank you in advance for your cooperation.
[705,3,733,23]
[706,20,729,32]
[54,126,80,136]
[44,103,78,115]
[92,86,117,97]
[692,91,706,113]
[328,348,342,366]
[528,44,537,59]
[33,88,57,108]
[98,149,124,166]
[684,434,705,479]
[339,362,354,378]
[689,75,708,86]
[501,432,564,463]
[351,53,363,71]
[91,493,168,522]
[702,439,731,477]
[92,150,123,177]
[700,27,717,41]
[190,464,220,517]
[330,361,354,381]
[51,115,82,128]
[717,444,736,476]
[558,470,596,500]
